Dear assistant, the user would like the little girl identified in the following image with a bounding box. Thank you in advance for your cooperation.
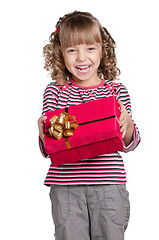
[38,11,141,240]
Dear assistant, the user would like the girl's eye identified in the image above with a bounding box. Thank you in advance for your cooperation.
[67,49,76,53]
[88,47,95,51]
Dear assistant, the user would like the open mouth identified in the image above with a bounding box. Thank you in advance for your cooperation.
[76,65,90,73]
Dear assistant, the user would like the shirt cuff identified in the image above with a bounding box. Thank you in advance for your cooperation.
[122,125,141,153]
[39,136,49,158]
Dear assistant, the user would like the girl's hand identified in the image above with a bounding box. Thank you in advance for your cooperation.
[118,100,134,146]
[37,115,47,146]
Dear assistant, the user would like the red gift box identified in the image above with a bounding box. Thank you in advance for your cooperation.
[45,96,123,166]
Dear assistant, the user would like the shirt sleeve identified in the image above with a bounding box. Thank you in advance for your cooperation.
[116,83,141,153]
[39,83,59,158]
[42,83,59,115]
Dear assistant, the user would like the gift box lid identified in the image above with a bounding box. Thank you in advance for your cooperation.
[45,96,122,154]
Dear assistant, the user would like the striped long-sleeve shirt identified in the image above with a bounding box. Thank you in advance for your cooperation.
[39,78,141,186]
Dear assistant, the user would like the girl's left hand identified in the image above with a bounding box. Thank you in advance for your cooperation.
[37,115,47,146]
[117,100,134,142]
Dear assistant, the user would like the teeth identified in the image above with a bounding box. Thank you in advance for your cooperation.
[77,66,89,69]
[79,66,88,69]
[76,66,90,72]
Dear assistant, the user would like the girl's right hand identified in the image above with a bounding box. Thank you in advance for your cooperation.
[37,115,47,145]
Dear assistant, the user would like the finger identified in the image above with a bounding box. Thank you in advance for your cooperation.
[38,116,47,143]
[119,117,126,127]
[38,117,47,133]
[117,99,126,112]
[39,125,45,135]
[119,114,125,123]
[119,108,127,122]
[122,129,126,139]
[39,127,45,144]
[39,134,45,143]
[38,115,47,125]
[120,122,127,134]
[120,123,127,138]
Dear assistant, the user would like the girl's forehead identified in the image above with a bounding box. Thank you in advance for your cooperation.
[64,42,101,48]
[60,24,102,48]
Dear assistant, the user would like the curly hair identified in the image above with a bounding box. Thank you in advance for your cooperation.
[43,11,120,85]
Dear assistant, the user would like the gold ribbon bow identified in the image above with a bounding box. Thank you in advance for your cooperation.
[48,112,79,149]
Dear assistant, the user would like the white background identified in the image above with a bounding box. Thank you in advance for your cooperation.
[0,0,159,239]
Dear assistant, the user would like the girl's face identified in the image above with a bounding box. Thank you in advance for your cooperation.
[61,43,102,86]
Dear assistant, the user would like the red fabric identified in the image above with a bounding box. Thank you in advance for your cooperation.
[45,96,123,166]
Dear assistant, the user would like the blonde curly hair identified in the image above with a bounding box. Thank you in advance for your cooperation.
[43,11,120,85]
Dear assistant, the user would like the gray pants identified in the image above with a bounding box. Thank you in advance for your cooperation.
[49,184,130,240]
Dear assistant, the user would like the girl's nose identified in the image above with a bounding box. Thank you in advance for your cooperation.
[77,50,86,62]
